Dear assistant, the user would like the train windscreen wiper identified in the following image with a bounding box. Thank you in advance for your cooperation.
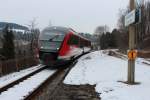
[49,35,59,41]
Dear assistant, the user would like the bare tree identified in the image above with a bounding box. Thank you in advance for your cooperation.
[27,18,38,30]
[116,0,150,50]
[117,8,129,31]
[94,25,109,35]
[116,9,129,52]
[94,25,110,49]
[27,18,40,56]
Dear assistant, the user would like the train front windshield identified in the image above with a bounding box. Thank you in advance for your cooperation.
[39,30,65,51]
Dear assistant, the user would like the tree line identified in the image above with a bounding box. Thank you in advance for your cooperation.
[96,1,150,52]
[0,24,39,60]
[1,25,15,60]
[117,1,150,51]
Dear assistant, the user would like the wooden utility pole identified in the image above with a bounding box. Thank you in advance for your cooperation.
[128,0,136,84]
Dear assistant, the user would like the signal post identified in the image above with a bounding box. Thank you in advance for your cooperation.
[125,0,143,84]
[127,0,136,84]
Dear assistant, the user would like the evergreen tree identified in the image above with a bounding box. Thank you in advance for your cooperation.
[100,33,106,49]
[1,25,15,60]
[100,31,117,49]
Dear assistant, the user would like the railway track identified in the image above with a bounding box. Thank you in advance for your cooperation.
[23,53,89,100]
[0,60,77,100]
[0,65,46,94]
[24,61,77,100]
[0,51,89,100]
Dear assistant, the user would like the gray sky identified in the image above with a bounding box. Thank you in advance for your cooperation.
[0,0,129,33]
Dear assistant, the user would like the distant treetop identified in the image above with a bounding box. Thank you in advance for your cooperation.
[0,22,29,31]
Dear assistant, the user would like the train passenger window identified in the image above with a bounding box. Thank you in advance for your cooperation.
[80,39,84,48]
[68,35,79,45]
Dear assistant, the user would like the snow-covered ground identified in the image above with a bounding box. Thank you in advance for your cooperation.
[0,64,43,88]
[0,69,56,100]
[64,51,150,100]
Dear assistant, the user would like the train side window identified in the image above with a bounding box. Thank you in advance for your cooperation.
[74,36,79,45]
[68,35,73,45]
[68,35,79,45]
[80,39,84,48]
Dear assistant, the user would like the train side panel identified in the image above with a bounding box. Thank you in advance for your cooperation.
[58,33,91,61]
[58,33,72,60]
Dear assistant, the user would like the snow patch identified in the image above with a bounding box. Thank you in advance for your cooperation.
[64,51,150,100]
[0,64,42,88]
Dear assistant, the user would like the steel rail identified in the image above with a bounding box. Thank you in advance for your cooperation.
[24,61,77,100]
[0,65,46,94]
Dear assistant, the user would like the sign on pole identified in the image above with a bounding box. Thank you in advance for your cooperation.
[128,50,137,60]
[125,10,136,27]
[125,8,141,27]
[135,8,141,23]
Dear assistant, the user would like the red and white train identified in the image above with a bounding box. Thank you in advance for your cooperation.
[38,26,91,67]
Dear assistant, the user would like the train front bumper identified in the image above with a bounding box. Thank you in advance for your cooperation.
[39,58,69,67]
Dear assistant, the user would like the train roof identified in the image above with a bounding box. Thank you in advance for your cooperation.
[42,26,75,34]
[77,34,91,41]
[42,26,91,42]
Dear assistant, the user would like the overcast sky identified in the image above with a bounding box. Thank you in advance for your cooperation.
[0,0,129,33]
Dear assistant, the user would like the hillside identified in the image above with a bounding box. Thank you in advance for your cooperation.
[0,22,29,30]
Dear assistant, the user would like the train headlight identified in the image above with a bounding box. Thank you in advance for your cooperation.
[40,46,44,49]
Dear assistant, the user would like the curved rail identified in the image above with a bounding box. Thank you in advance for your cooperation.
[24,61,77,100]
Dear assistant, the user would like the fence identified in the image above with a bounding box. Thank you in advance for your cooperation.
[0,56,39,76]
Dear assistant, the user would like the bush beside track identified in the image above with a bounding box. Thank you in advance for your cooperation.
[0,56,39,76]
